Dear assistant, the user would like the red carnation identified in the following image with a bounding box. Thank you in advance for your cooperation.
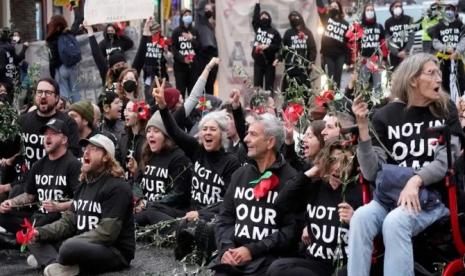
[298,31,305,40]
[251,172,280,200]
[315,90,334,107]
[16,218,36,252]
[284,103,304,123]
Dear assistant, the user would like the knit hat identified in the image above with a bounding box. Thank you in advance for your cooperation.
[146,111,169,138]
[70,100,94,124]
[108,52,126,68]
[164,88,181,110]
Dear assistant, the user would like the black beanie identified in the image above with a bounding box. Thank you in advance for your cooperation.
[108,52,126,68]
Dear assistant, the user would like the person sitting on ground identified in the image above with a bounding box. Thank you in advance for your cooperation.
[268,138,363,276]
[153,77,241,261]
[133,111,191,226]
[29,134,135,276]
[0,119,80,251]
[212,113,298,275]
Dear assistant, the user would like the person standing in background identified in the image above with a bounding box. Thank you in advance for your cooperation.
[195,0,218,95]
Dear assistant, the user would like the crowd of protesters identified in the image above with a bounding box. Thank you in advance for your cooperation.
[0,0,465,275]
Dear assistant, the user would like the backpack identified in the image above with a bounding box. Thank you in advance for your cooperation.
[58,33,81,67]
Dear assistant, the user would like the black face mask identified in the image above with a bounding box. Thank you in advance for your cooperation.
[290,18,300,28]
[329,9,339,18]
[260,18,271,28]
[107,33,115,40]
[205,10,213,19]
[123,80,137,92]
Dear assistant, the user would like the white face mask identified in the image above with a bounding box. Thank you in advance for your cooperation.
[365,10,375,19]
[393,7,402,16]
[12,36,20,43]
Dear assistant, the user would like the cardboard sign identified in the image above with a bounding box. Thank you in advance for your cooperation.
[84,0,154,25]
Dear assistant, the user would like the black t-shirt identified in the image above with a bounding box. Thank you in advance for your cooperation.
[26,151,81,212]
[360,22,385,57]
[217,156,298,257]
[372,101,461,168]
[321,17,349,57]
[385,15,413,50]
[304,179,362,265]
[282,28,317,76]
[138,147,191,208]
[429,20,465,51]
[19,110,80,170]
[72,174,135,262]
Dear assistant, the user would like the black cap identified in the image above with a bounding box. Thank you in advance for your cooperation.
[40,118,69,137]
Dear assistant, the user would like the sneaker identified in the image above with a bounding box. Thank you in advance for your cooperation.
[26,255,38,268]
[44,263,79,276]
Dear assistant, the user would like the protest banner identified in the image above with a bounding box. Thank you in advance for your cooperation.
[84,0,155,25]
[216,0,320,100]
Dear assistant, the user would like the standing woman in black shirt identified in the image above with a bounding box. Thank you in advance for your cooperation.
[280,11,317,97]
[171,9,200,98]
[316,0,350,88]
[251,0,282,92]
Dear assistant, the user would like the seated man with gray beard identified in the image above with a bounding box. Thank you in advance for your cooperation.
[212,113,298,276]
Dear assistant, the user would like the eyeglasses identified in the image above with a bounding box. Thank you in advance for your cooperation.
[421,70,442,80]
[35,90,56,97]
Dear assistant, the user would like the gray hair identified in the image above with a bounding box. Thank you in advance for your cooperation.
[391,53,449,117]
[198,110,230,150]
[255,113,285,152]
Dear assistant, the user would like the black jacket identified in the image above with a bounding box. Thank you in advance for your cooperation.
[216,155,299,259]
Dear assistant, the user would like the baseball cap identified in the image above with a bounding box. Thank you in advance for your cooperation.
[40,118,69,137]
[80,134,115,159]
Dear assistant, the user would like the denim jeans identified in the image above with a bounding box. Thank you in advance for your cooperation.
[347,200,449,276]
[55,65,80,103]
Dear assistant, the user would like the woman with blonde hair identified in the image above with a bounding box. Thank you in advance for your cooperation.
[348,53,462,275]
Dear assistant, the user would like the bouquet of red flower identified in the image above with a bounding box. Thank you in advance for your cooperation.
[16,218,36,252]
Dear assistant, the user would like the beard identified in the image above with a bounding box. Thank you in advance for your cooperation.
[37,99,57,114]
